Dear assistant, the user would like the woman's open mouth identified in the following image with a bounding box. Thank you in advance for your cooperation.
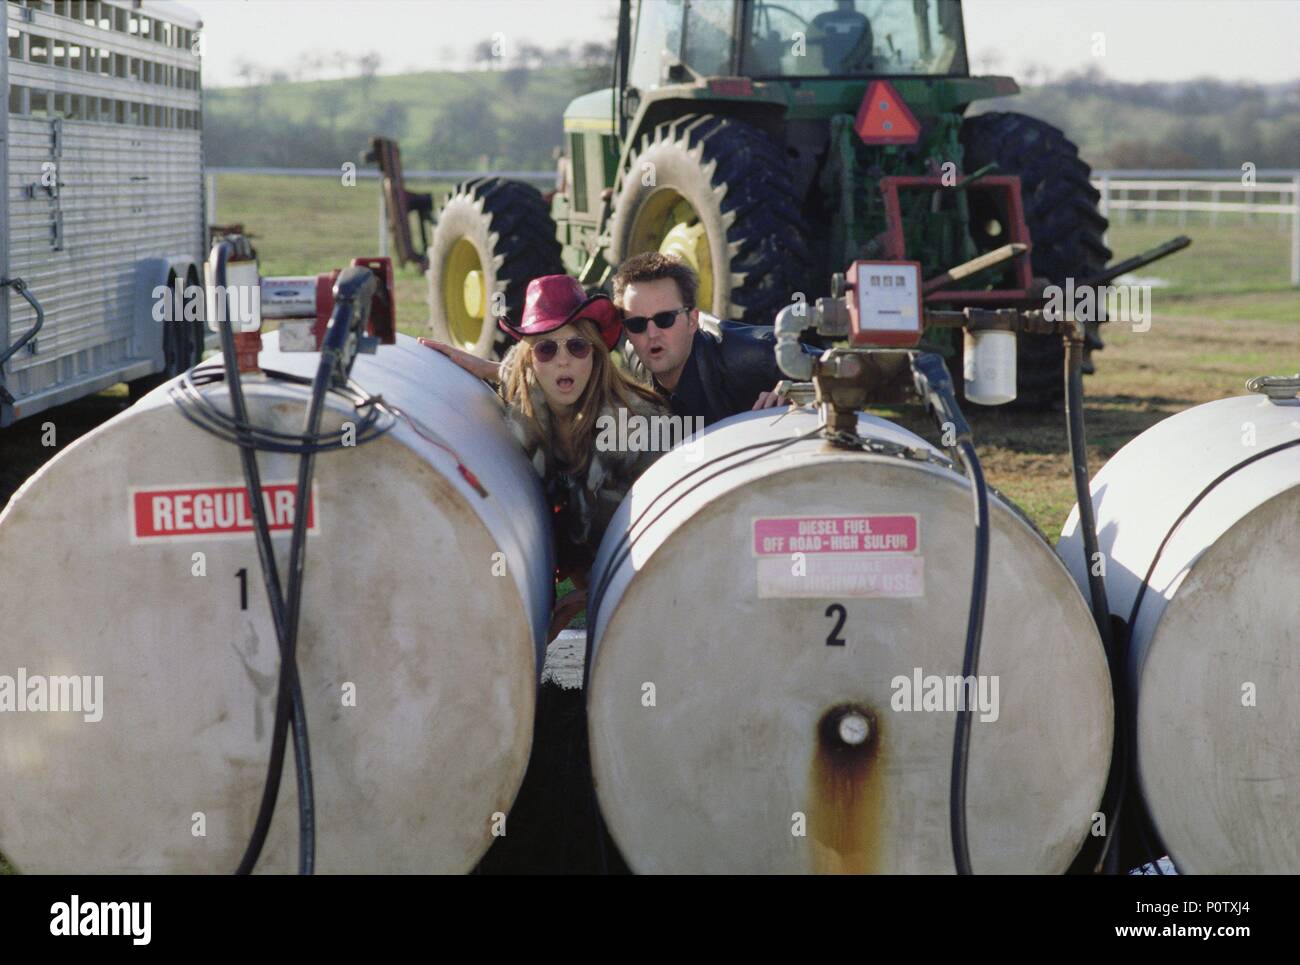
[556,376,575,391]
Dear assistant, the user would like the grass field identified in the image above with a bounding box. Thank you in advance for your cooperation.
[207,172,1300,540]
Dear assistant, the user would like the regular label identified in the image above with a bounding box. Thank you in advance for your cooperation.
[130,483,318,542]
[752,513,922,599]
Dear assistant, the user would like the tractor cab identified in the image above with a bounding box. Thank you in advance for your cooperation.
[394,0,1123,410]
[626,0,968,92]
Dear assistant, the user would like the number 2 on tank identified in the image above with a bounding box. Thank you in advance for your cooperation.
[824,603,847,646]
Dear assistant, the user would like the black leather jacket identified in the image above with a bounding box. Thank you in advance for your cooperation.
[626,318,820,427]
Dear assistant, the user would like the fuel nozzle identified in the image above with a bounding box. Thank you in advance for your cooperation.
[323,266,379,388]
[911,352,972,448]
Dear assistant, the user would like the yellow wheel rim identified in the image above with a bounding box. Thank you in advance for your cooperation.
[627,191,714,312]
[443,238,487,348]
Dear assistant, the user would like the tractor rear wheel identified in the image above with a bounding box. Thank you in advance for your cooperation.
[960,111,1111,410]
[429,177,564,357]
[608,114,813,325]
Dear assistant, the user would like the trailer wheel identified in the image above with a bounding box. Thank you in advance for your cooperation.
[960,112,1111,410]
[608,113,813,325]
[128,267,205,403]
[428,178,564,358]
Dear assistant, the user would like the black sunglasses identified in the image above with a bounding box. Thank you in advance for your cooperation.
[532,337,592,363]
[622,306,689,335]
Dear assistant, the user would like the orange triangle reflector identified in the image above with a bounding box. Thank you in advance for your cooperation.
[854,80,921,145]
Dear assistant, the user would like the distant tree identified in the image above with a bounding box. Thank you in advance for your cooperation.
[503,65,531,94]
[374,102,409,139]
[973,48,1002,74]
[511,109,564,166]
[428,93,498,168]
[1017,62,1042,87]
[247,85,265,122]
[1102,138,1198,170]
[473,39,498,71]
[357,51,382,89]
[1265,116,1300,168]
[514,43,546,69]
[577,40,614,68]
[234,57,258,87]
[293,50,325,82]
[318,86,348,134]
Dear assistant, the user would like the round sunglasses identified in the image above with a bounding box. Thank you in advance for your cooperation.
[531,337,592,363]
[622,306,689,335]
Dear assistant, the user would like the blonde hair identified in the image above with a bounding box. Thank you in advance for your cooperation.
[500,318,664,471]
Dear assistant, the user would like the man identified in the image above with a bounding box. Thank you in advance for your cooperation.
[612,252,816,426]
[422,253,814,426]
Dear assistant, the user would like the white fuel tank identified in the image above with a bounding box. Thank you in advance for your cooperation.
[0,333,552,873]
[587,408,1113,873]
[1059,389,1300,873]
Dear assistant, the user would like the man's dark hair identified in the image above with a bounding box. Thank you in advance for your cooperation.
[612,252,699,310]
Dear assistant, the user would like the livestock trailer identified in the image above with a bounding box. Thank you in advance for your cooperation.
[1,0,206,427]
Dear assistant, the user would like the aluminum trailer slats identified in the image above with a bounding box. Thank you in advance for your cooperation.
[2,0,206,426]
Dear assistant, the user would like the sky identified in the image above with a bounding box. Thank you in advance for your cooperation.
[181,0,1300,88]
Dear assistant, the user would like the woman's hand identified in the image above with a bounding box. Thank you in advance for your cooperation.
[751,383,791,410]
[418,338,502,382]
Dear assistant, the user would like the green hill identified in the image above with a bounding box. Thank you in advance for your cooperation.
[204,66,608,171]
[204,68,1298,173]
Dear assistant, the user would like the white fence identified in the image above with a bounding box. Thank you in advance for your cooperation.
[1093,168,1300,285]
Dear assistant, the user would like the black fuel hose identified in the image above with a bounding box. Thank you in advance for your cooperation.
[205,241,315,874]
[950,437,989,877]
[910,353,989,876]
[1062,334,1129,874]
[230,268,383,874]
[1065,342,1115,653]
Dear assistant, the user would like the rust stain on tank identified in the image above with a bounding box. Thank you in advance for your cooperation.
[808,703,885,874]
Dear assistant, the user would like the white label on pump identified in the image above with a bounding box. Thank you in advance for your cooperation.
[854,262,921,335]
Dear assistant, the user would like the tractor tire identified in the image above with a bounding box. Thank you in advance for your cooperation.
[128,266,206,403]
[608,113,813,325]
[429,177,564,358]
[960,111,1111,410]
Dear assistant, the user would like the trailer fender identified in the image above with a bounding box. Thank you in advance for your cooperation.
[132,256,205,370]
[131,257,174,370]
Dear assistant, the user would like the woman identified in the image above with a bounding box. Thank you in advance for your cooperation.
[422,275,668,612]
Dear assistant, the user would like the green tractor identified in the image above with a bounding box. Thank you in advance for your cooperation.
[376,0,1112,408]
